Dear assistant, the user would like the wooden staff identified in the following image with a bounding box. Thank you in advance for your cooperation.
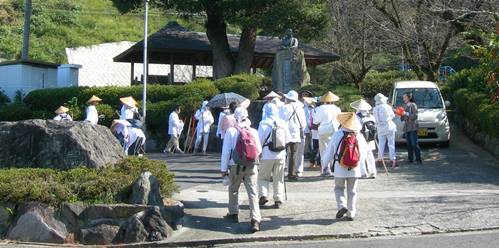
[374,138,389,176]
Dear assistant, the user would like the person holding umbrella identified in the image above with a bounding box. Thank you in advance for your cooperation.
[194,101,214,154]
[84,95,102,125]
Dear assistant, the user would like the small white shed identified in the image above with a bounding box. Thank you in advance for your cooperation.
[0,60,81,101]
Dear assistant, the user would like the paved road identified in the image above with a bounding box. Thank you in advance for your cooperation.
[146,126,499,246]
[221,230,499,248]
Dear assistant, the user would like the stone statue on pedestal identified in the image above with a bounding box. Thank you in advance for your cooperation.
[272,29,310,93]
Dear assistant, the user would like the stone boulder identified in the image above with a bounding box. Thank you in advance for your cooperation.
[271,48,310,93]
[114,207,173,243]
[129,171,163,206]
[0,119,126,169]
[7,202,68,243]
[79,224,120,245]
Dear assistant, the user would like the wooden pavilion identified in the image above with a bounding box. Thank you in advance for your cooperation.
[113,21,340,84]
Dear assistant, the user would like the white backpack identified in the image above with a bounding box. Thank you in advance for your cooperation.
[264,122,287,152]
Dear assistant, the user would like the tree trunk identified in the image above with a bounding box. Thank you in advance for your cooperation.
[205,10,234,79]
[234,26,257,74]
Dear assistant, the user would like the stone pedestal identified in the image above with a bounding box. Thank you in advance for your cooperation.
[271,49,310,93]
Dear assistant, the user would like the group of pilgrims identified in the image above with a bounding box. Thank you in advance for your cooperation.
[167,89,422,232]
[53,95,146,155]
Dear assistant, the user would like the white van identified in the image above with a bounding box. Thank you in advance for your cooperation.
[391,81,451,146]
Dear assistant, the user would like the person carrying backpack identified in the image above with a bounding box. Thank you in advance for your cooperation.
[322,112,368,221]
[220,107,263,232]
[350,99,377,178]
[258,102,289,209]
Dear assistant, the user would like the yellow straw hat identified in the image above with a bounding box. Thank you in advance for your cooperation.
[350,99,372,111]
[55,106,69,114]
[87,95,102,104]
[263,91,282,100]
[337,112,361,131]
[320,91,340,103]
[120,96,137,107]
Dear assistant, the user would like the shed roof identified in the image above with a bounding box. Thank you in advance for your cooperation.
[0,60,60,68]
[114,21,339,68]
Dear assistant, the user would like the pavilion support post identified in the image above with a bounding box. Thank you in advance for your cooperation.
[169,54,174,84]
[192,63,197,81]
[130,61,135,84]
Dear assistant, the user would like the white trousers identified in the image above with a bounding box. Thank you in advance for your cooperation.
[360,150,377,177]
[258,159,285,202]
[334,177,358,218]
[377,132,396,161]
[319,136,332,172]
[195,131,209,153]
[296,138,305,174]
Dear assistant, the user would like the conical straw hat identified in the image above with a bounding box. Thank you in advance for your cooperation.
[320,91,340,103]
[55,106,69,114]
[302,96,317,106]
[350,99,372,111]
[263,91,282,100]
[87,95,102,104]
[120,96,137,107]
[337,112,361,131]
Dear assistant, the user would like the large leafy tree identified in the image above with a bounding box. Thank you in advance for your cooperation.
[112,0,330,79]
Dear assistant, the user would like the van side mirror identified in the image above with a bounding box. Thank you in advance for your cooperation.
[444,100,451,108]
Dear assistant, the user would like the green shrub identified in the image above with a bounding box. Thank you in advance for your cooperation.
[0,157,178,205]
[96,103,119,127]
[0,103,32,121]
[360,70,417,98]
[214,74,265,101]
[0,88,9,106]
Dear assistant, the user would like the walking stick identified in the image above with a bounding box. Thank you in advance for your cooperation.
[183,116,192,151]
[284,153,288,200]
[374,139,389,176]
[187,117,197,153]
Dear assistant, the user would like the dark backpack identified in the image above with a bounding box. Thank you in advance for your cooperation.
[264,122,287,152]
[361,120,377,142]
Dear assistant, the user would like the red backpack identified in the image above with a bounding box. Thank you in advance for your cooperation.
[232,127,259,167]
[334,131,360,170]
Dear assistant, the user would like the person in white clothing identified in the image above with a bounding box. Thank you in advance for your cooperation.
[164,106,184,154]
[221,107,262,232]
[373,93,397,168]
[279,90,306,181]
[53,106,73,121]
[313,91,341,176]
[120,96,138,120]
[262,91,283,120]
[84,95,102,125]
[194,101,214,154]
[351,99,377,178]
[322,112,368,221]
[217,107,230,140]
[111,120,146,155]
[257,102,288,208]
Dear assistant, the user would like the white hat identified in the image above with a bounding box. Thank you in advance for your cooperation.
[374,93,389,104]
[350,99,372,111]
[234,107,248,121]
[263,91,282,100]
[201,100,209,108]
[284,90,299,102]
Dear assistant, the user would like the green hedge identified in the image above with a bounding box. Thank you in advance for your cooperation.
[360,70,417,98]
[214,74,268,101]
[0,103,32,121]
[0,88,9,106]
[0,157,178,205]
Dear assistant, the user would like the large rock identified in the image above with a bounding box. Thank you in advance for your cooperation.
[114,207,173,243]
[129,171,163,206]
[79,224,120,245]
[7,202,68,243]
[271,48,310,93]
[0,119,126,169]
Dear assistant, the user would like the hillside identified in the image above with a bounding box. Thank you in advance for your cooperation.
[0,0,205,63]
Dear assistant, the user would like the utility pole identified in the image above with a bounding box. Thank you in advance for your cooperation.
[21,0,32,61]
[142,0,149,152]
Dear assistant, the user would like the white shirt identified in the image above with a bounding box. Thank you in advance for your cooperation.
[279,101,306,143]
[322,128,368,178]
[258,119,287,160]
[125,127,146,154]
[220,120,262,172]
[303,104,313,134]
[85,105,99,124]
[168,111,183,137]
[195,108,214,133]
[53,113,73,121]
[120,105,136,120]
[313,104,341,130]
[216,111,228,138]
[373,103,396,136]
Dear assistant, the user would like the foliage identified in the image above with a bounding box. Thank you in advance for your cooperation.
[0,88,9,106]
[64,97,83,120]
[0,102,32,121]
[359,70,417,98]
[0,157,178,205]
[96,103,119,127]
[214,74,265,101]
